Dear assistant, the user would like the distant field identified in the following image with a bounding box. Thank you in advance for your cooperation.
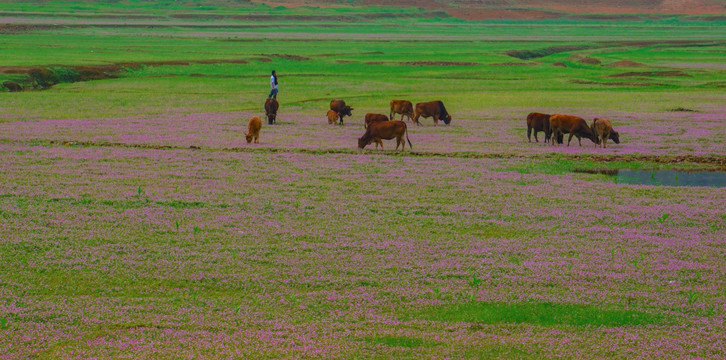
[1,2,725,359]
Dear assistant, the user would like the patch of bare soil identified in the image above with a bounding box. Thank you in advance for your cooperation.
[0,24,59,34]
[569,55,602,65]
[490,62,538,66]
[552,62,567,67]
[570,79,657,87]
[313,51,384,58]
[506,45,596,60]
[609,70,691,78]
[445,8,560,20]
[261,54,310,61]
[606,60,646,67]
[401,61,480,66]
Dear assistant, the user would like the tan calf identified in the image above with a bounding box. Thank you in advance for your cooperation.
[246,116,262,144]
[327,110,339,125]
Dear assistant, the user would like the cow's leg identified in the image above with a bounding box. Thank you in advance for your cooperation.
[528,126,532,142]
[602,132,608,149]
[413,113,421,126]
[377,139,384,151]
[567,132,574,146]
[577,135,582,146]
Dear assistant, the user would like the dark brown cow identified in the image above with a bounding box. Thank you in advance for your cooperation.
[358,120,412,151]
[591,118,621,148]
[549,114,597,146]
[364,113,389,129]
[390,100,414,122]
[2,81,22,92]
[526,112,552,143]
[330,99,353,126]
[413,100,451,126]
[264,98,279,125]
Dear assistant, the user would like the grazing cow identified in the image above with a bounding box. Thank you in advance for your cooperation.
[413,100,451,126]
[330,99,353,126]
[549,114,596,146]
[358,120,412,151]
[264,98,279,125]
[591,118,621,148]
[246,116,262,144]
[2,81,22,92]
[526,112,553,143]
[364,113,389,129]
[390,99,414,122]
[326,110,339,125]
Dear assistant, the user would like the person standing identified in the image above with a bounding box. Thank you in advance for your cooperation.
[268,70,278,99]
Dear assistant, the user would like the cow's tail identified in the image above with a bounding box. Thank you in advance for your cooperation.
[406,126,413,150]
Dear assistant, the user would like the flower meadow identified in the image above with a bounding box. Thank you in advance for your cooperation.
[1,135,725,358]
[2,107,725,157]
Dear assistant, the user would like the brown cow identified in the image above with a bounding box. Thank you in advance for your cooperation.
[364,113,389,129]
[246,116,262,144]
[358,120,412,151]
[526,112,553,143]
[264,98,279,125]
[2,81,22,92]
[591,118,621,148]
[390,99,414,122]
[330,99,353,126]
[549,114,596,146]
[413,100,451,126]
[326,110,339,125]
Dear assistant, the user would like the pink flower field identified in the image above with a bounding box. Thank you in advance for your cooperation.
[1,116,725,357]
[3,108,724,157]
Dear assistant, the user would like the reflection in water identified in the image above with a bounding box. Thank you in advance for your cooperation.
[574,169,726,187]
[616,170,726,187]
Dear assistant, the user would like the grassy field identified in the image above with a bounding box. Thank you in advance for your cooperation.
[1,2,725,359]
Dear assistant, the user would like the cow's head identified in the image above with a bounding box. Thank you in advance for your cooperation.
[246,133,254,144]
[442,114,452,125]
[357,136,369,149]
[610,130,620,144]
[343,106,353,117]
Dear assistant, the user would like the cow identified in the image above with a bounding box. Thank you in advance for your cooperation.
[526,112,552,143]
[326,110,339,125]
[364,113,389,129]
[413,100,451,126]
[246,116,262,144]
[549,114,596,146]
[358,120,412,151]
[2,81,22,92]
[591,118,621,149]
[390,99,414,123]
[264,98,279,125]
[330,99,353,126]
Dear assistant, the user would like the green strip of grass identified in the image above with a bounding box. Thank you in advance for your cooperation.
[419,302,668,327]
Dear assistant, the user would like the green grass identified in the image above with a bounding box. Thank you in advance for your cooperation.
[419,302,668,327]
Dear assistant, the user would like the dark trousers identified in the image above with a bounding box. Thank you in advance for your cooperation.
[268,88,278,98]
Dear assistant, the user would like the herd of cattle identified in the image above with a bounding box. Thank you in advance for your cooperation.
[249,98,621,150]
[527,112,621,148]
